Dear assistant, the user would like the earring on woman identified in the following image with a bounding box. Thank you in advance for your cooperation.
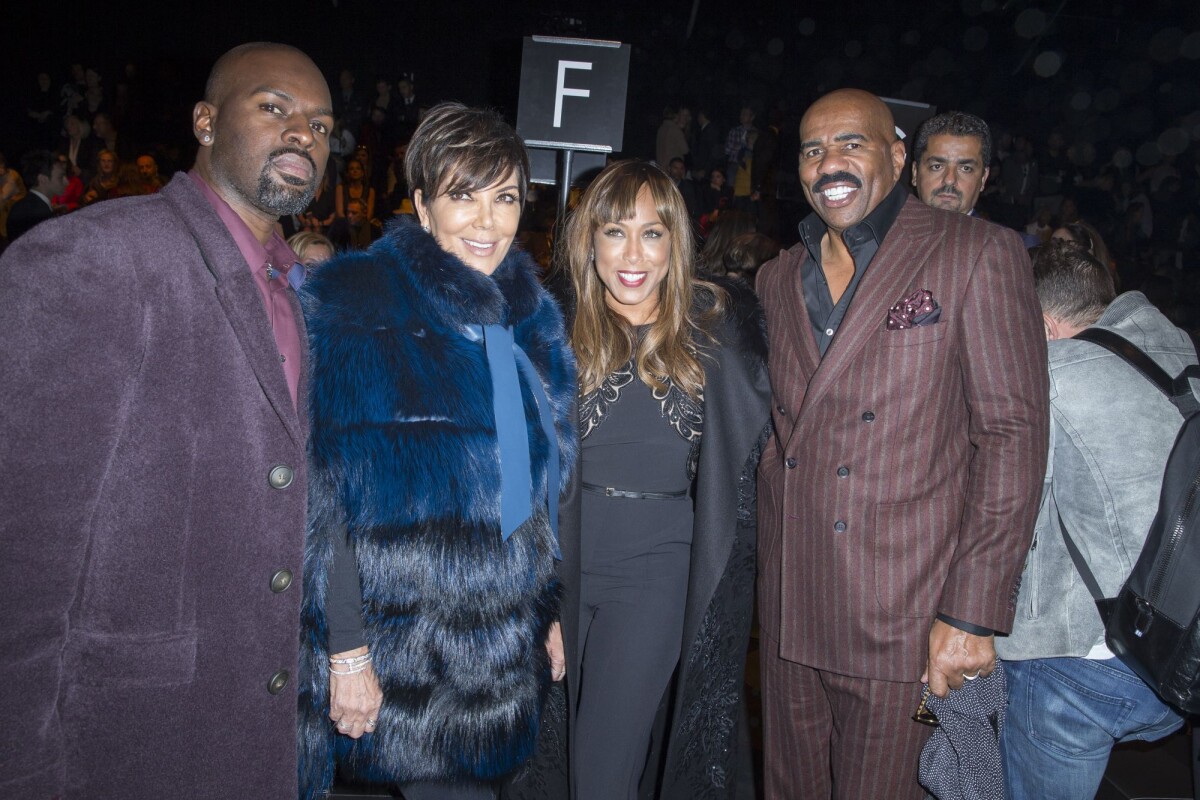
[422,224,430,233]
[202,133,211,143]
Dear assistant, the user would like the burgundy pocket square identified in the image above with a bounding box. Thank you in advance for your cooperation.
[887,289,942,330]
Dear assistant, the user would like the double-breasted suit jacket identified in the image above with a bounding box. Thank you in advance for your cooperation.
[756,196,1049,680]
[0,174,309,799]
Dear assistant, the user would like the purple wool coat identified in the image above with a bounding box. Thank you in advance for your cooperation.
[0,174,309,799]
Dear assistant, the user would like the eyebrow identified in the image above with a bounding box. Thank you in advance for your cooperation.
[800,131,868,149]
[925,155,980,165]
[252,86,334,119]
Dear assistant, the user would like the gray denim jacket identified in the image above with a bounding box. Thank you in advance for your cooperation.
[996,292,1197,660]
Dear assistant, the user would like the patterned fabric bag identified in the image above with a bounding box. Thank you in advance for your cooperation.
[918,659,1007,800]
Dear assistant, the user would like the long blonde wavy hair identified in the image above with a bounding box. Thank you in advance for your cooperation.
[561,160,724,399]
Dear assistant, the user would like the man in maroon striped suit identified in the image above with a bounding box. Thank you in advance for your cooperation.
[755,88,1049,798]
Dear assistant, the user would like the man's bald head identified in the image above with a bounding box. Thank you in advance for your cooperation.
[204,42,315,106]
[800,89,898,149]
[798,88,906,236]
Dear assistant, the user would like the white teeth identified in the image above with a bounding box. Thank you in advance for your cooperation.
[465,240,494,249]
[618,271,645,281]
[823,186,854,201]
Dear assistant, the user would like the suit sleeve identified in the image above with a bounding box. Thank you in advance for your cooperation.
[0,217,145,795]
[937,225,1049,634]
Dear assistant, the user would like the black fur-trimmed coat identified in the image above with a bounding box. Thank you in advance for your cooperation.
[297,220,577,797]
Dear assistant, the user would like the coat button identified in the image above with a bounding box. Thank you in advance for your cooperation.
[777,405,786,415]
[268,465,294,489]
[861,411,875,422]
[267,670,290,695]
[270,569,293,593]
[833,520,847,533]
[786,457,798,469]
[837,466,850,478]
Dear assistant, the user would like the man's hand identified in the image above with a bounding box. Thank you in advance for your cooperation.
[921,618,996,698]
[546,620,566,682]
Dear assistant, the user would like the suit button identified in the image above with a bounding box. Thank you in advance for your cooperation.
[268,465,294,489]
[267,670,290,694]
[786,457,798,469]
[833,520,847,533]
[861,411,875,422]
[270,569,293,593]
[837,466,850,478]
[777,405,786,415]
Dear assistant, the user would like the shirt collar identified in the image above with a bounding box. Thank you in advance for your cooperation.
[188,170,298,280]
[799,180,909,261]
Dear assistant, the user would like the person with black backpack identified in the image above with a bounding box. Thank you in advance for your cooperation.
[995,241,1194,800]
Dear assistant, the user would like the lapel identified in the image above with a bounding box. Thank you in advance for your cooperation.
[800,197,941,418]
[161,175,306,449]
[775,247,821,386]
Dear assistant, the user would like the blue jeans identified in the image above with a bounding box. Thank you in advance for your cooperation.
[1001,656,1183,800]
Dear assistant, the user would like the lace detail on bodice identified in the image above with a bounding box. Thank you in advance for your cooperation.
[579,359,704,444]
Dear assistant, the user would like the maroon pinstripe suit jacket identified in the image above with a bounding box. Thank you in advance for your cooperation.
[756,196,1049,681]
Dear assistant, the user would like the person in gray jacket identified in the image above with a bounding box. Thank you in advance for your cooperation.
[996,241,1193,800]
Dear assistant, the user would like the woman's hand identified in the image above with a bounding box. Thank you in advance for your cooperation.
[328,645,383,738]
[546,621,566,682]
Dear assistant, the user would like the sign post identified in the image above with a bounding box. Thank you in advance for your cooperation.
[517,36,631,222]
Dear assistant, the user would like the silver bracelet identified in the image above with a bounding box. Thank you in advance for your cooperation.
[329,663,370,676]
[329,652,372,666]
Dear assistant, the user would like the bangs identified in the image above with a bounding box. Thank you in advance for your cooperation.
[438,141,527,201]
[591,163,681,231]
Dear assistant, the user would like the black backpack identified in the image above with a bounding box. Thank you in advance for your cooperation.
[1058,327,1200,715]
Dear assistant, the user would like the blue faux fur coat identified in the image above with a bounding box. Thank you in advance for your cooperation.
[297,220,577,796]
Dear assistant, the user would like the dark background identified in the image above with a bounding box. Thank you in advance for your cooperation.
[4,0,1199,169]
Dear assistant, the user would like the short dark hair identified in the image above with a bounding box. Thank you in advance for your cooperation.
[19,150,56,188]
[1033,241,1115,327]
[913,111,992,167]
[405,102,529,207]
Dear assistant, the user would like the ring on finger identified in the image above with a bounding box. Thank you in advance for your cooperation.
[365,718,377,727]
[962,671,980,681]
[337,720,350,729]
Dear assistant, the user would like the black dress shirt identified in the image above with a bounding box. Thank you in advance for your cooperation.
[797,181,908,357]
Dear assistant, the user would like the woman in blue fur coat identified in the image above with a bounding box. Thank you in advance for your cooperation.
[297,104,576,800]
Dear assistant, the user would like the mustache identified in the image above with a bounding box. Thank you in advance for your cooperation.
[812,172,862,193]
[935,186,962,198]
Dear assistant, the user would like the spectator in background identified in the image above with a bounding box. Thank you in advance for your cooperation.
[6,150,66,241]
[698,209,756,275]
[26,72,57,148]
[287,230,335,270]
[725,105,757,186]
[910,111,992,216]
[136,154,164,193]
[330,197,379,250]
[335,157,374,223]
[333,68,367,135]
[721,231,779,283]
[93,112,135,164]
[59,63,85,119]
[667,156,698,220]
[82,150,120,205]
[997,242,1189,800]
[82,67,107,117]
[655,105,690,170]
[697,166,732,232]
[395,74,420,142]
[61,114,97,182]
[0,152,26,240]
[52,153,85,214]
[300,167,337,233]
[690,108,721,180]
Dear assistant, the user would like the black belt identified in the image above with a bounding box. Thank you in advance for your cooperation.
[581,482,689,500]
